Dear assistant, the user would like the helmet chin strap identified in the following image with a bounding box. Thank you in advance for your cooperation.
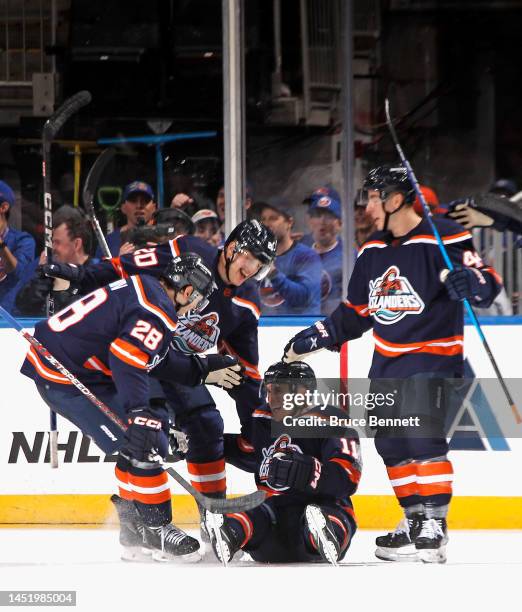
[382,193,407,232]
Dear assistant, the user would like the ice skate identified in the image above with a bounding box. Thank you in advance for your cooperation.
[375,513,423,562]
[305,504,341,566]
[415,517,448,564]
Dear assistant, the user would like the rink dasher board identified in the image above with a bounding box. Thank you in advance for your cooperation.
[1,322,521,528]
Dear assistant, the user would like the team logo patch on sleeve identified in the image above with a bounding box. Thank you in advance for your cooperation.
[368,265,425,325]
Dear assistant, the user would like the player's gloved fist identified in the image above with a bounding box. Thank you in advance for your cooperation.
[39,262,84,283]
[267,451,322,493]
[441,266,486,302]
[283,320,335,363]
[124,406,169,462]
[194,354,244,389]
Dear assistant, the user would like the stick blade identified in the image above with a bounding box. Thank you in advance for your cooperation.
[82,148,116,210]
[43,90,92,139]
[201,490,267,513]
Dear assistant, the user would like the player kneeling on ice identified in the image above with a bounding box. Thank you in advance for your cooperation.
[205,361,362,566]
[283,165,503,564]
[20,253,243,563]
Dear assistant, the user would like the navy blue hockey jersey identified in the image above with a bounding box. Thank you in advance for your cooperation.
[251,406,361,514]
[20,274,180,411]
[327,217,502,377]
[73,235,266,416]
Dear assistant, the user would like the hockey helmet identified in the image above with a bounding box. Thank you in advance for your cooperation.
[224,219,277,280]
[162,252,216,313]
[262,360,317,398]
[361,164,416,206]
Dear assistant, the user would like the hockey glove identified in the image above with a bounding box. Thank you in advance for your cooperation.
[283,320,336,363]
[40,262,85,284]
[441,266,487,303]
[168,424,189,462]
[194,354,244,389]
[124,406,169,462]
[447,199,494,230]
[267,451,323,493]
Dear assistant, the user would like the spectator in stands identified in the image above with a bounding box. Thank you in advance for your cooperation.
[0,180,35,314]
[192,209,222,246]
[304,192,343,316]
[16,205,93,316]
[258,202,321,316]
[97,181,156,257]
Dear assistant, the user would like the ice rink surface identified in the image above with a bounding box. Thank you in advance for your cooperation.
[0,528,520,612]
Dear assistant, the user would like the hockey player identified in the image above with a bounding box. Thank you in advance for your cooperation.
[20,253,240,562]
[40,220,277,517]
[204,360,361,565]
[283,165,502,563]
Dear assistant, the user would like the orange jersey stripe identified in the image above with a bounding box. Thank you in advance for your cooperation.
[132,275,177,331]
[191,478,227,494]
[386,463,417,480]
[110,257,129,279]
[132,489,172,505]
[416,461,453,478]
[187,459,226,476]
[128,472,169,489]
[83,355,112,376]
[392,482,419,498]
[374,332,463,358]
[231,296,261,319]
[26,347,71,385]
[219,339,261,380]
[237,436,255,452]
[329,457,361,484]
[417,482,453,496]
[110,338,149,369]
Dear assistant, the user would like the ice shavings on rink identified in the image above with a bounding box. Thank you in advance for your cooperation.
[0,528,520,612]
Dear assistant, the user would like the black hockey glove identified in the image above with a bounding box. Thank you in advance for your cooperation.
[39,262,85,284]
[441,266,487,303]
[267,451,323,493]
[124,406,169,462]
[283,320,337,363]
[194,354,244,389]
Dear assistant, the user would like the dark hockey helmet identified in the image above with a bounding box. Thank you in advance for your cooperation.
[161,252,217,313]
[262,360,317,402]
[153,208,195,235]
[361,164,415,205]
[224,219,277,280]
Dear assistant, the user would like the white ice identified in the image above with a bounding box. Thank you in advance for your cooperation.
[0,528,520,612]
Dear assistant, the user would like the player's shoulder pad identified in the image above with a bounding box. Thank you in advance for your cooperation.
[357,229,391,257]
[229,278,261,320]
[171,234,219,263]
[129,274,178,331]
[430,215,472,239]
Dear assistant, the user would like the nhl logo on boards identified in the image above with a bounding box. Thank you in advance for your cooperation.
[368,265,425,325]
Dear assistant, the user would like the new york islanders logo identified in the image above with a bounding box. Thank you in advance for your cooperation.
[368,265,424,325]
[171,311,221,354]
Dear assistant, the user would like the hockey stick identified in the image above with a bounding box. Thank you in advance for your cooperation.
[384,98,521,425]
[82,148,115,258]
[0,305,266,512]
[42,90,92,466]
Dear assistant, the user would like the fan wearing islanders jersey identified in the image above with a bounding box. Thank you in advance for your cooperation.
[41,220,277,514]
[20,253,227,562]
[204,361,361,566]
[283,165,502,564]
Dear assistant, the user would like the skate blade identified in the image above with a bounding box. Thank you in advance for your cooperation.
[121,546,154,563]
[151,549,202,563]
[375,545,420,562]
[206,512,229,567]
[305,505,339,567]
[418,545,447,564]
